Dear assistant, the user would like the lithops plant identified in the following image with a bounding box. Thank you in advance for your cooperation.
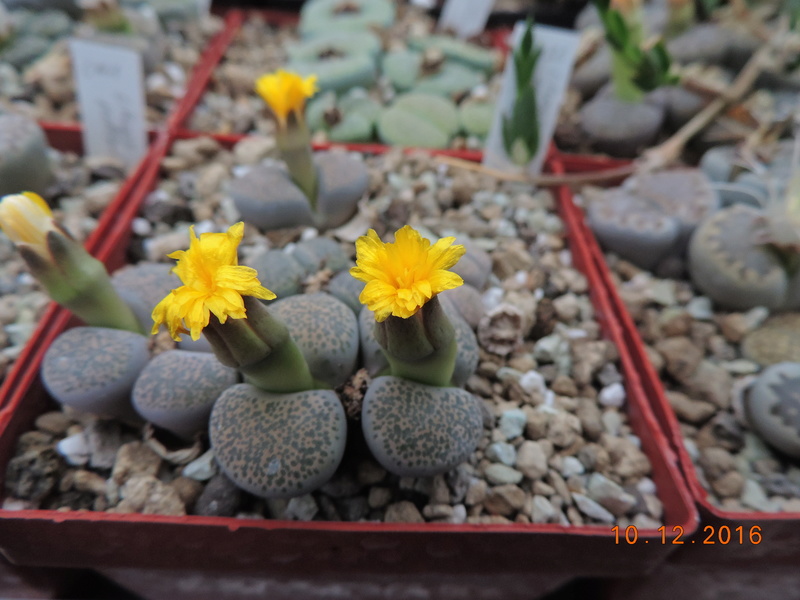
[381,47,485,99]
[111,262,179,331]
[0,113,53,196]
[377,92,461,149]
[132,350,238,440]
[741,314,800,367]
[407,35,500,75]
[150,223,351,498]
[253,70,368,230]
[688,205,800,311]
[226,151,369,232]
[744,362,800,460]
[306,88,381,143]
[286,31,381,94]
[587,168,719,271]
[350,226,484,477]
[42,326,150,422]
[298,0,395,38]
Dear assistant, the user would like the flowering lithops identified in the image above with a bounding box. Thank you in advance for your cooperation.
[350,226,483,476]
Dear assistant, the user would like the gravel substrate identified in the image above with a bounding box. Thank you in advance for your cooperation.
[5,139,667,528]
[0,13,223,127]
[0,148,126,383]
[601,251,800,514]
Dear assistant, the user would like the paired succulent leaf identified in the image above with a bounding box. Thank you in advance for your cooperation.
[593,0,679,93]
[502,19,540,166]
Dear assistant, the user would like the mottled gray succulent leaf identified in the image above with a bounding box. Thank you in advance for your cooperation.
[688,204,788,311]
[459,98,494,138]
[42,326,150,421]
[407,34,499,73]
[361,376,483,477]
[745,362,800,459]
[587,188,681,270]
[358,305,389,377]
[111,262,180,332]
[580,94,664,157]
[290,235,350,276]
[132,349,238,440]
[326,269,364,315]
[269,292,359,388]
[244,250,305,299]
[210,383,348,498]
[741,315,800,366]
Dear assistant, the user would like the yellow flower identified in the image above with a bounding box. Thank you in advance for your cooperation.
[0,192,57,258]
[350,225,465,322]
[254,70,318,127]
[151,222,276,341]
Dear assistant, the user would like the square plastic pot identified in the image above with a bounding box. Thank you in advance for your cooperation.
[0,138,696,599]
[554,154,800,568]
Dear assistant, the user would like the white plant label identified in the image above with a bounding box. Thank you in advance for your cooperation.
[70,38,148,171]
[483,23,580,176]
[438,0,495,39]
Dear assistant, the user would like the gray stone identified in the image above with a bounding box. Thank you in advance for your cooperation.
[194,474,241,517]
[560,456,585,478]
[182,449,218,481]
[530,495,557,523]
[498,409,526,440]
[485,442,516,466]
[384,500,424,523]
[572,492,615,523]
[587,473,637,517]
[515,440,548,480]
[484,464,524,485]
[598,383,625,408]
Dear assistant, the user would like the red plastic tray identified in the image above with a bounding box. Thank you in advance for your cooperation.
[0,138,696,595]
[555,154,800,567]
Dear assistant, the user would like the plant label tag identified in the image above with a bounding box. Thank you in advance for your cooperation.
[438,0,495,39]
[69,38,148,171]
[483,23,580,175]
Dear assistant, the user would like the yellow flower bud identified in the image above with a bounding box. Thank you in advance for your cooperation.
[0,192,57,258]
[254,70,318,128]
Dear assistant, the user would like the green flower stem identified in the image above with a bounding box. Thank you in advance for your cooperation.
[19,230,142,334]
[276,115,318,210]
[374,296,457,387]
[611,48,643,103]
[204,296,317,393]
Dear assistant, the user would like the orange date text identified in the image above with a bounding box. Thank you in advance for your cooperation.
[611,525,763,545]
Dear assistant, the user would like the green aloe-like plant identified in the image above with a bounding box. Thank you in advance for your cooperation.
[593,0,679,101]
[502,19,541,166]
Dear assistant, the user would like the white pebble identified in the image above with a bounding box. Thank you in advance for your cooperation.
[193,220,217,235]
[685,296,713,320]
[598,383,626,408]
[481,287,504,311]
[131,217,152,236]
[636,477,657,495]
[519,370,547,395]
[57,432,90,466]
[299,227,318,241]
[558,249,572,267]
[561,456,585,477]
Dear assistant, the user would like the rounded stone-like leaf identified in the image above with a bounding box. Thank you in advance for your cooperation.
[587,188,681,271]
[270,292,359,387]
[210,383,347,498]
[742,315,800,366]
[245,250,306,299]
[306,89,380,143]
[132,350,238,440]
[111,262,179,332]
[291,237,350,276]
[299,0,395,37]
[42,327,149,421]
[362,376,483,477]
[580,94,664,157]
[448,309,479,388]
[459,97,494,138]
[358,306,388,377]
[688,204,788,311]
[408,35,499,73]
[227,164,314,231]
[326,270,364,315]
[378,93,460,149]
[315,151,369,229]
[745,362,800,459]
[0,113,53,196]
[287,31,381,93]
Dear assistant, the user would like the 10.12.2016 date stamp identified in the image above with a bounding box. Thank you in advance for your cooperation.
[612,525,763,545]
